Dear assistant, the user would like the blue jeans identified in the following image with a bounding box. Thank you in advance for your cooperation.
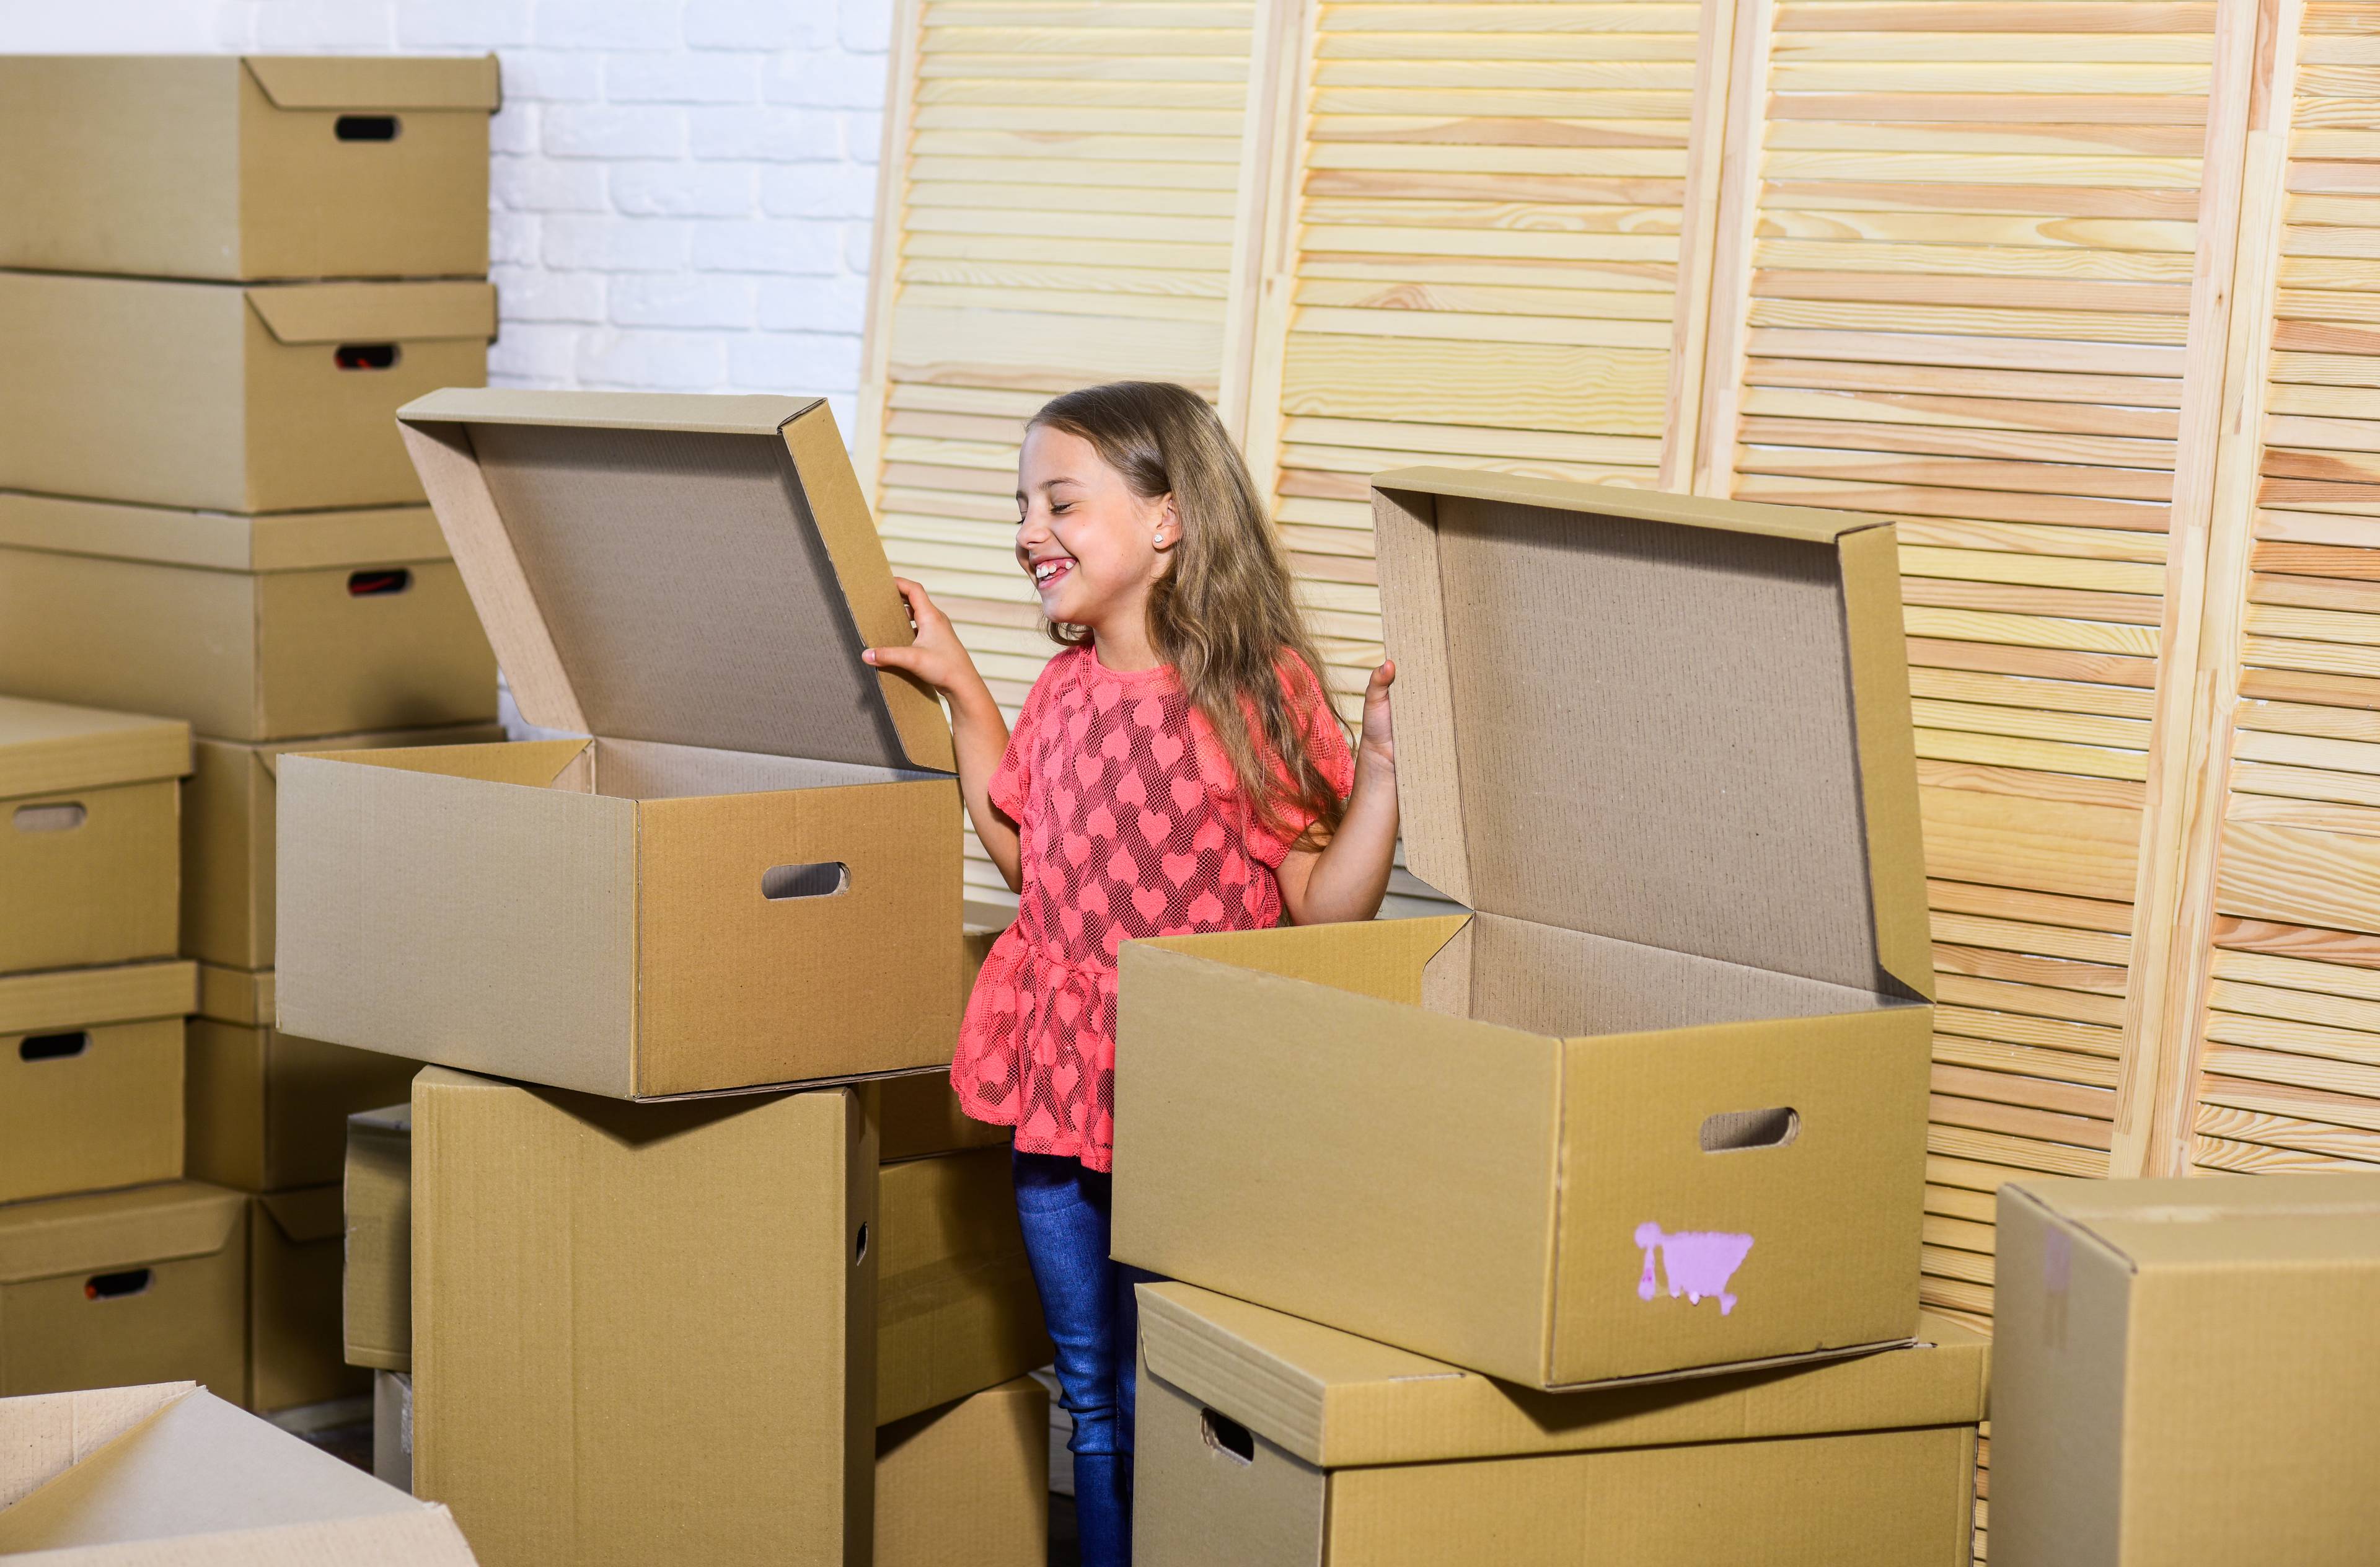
[1012,1150,1152,1567]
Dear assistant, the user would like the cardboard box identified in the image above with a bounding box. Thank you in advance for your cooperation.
[1993,1174,2380,1566]
[0,495,496,748]
[247,1185,366,1415]
[187,966,421,1192]
[0,1182,246,1402]
[345,1105,412,1374]
[878,1147,1051,1424]
[864,903,1019,1162]
[1113,470,1935,1390]
[0,695,187,976]
[374,1369,414,1493]
[412,1066,876,1567]
[0,961,193,1207]
[877,1379,1049,1567]
[280,390,963,1100]
[0,1381,478,1563]
[186,724,506,970]
[1137,1282,1985,1567]
[0,271,495,513]
[0,55,496,283]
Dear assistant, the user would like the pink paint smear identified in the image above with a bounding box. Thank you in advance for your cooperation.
[1635,1222,1755,1316]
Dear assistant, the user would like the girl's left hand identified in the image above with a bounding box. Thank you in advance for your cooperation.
[1359,660,1396,770]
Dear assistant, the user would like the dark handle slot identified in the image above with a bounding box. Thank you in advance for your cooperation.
[1201,1409,1255,1466]
[764,862,849,901]
[22,1031,89,1062]
[13,802,85,833]
[853,1222,869,1264]
[335,114,400,141]
[335,343,399,371]
[85,1268,153,1301]
[1700,1107,1799,1153]
[348,568,412,597]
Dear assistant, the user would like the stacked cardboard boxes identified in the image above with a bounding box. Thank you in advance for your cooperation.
[0,54,503,1417]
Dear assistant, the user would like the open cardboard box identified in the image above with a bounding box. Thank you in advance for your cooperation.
[278,391,962,1100]
[0,962,193,1207]
[1114,470,1934,1390]
[0,55,496,282]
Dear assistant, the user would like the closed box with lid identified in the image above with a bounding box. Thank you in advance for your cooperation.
[1114,470,1934,1390]
[278,391,962,1100]
[0,961,193,1206]
[0,55,497,282]
[0,273,495,513]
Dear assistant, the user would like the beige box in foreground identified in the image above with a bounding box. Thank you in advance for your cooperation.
[0,1382,477,1563]
[280,391,961,1100]
[1137,1283,1983,1567]
[1115,471,1934,1390]
[878,1379,1049,1567]
[412,1067,876,1567]
[0,495,496,748]
[246,1186,364,1415]
[345,1104,412,1374]
[0,961,193,1207]
[0,271,495,513]
[1993,1174,2380,1567]
[0,696,187,977]
[0,55,496,282]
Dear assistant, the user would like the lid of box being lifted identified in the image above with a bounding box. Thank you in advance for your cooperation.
[397,388,954,774]
[1372,468,1930,1000]
[0,694,189,801]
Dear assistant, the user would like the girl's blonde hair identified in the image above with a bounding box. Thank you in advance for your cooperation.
[1030,381,1348,841]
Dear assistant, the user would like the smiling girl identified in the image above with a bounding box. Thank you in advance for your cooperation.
[863,381,1399,1565]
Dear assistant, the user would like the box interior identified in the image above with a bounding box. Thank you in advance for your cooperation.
[339,734,928,801]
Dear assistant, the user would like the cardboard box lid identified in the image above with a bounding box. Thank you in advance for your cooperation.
[1372,467,1931,999]
[243,53,500,112]
[2008,1172,2380,1272]
[1138,1282,1987,1470]
[0,960,196,1036]
[0,1182,245,1287]
[0,492,452,574]
[255,1185,346,1248]
[247,281,496,346]
[395,387,955,772]
[0,694,188,800]
[195,964,272,1029]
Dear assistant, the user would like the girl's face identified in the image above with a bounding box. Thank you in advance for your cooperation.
[1015,423,1175,635]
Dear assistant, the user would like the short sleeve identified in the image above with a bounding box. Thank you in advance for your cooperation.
[1240,656,1357,868]
[989,654,1067,823]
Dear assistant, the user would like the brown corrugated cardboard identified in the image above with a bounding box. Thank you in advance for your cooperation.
[345,1105,412,1374]
[186,725,505,969]
[412,1066,876,1567]
[1994,1173,2380,1567]
[0,1182,247,1402]
[247,1185,365,1415]
[878,1147,1050,1424]
[1113,471,1934,1391]
[0,961,193,1206]
[0,695,188,976]
[0,1382,479,1562]
[866,904,1017,1162]
[0,495,496,747]
[1137,1282,1983,1567]
[0,55,496,283]
[279,391,962,1100]
[0,272,495,513]
[877,1379,1049,1567]
[187,966,421,1192]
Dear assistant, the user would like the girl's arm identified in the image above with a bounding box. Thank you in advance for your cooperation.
[862,578,1023,891]
[1277,661,1398,925]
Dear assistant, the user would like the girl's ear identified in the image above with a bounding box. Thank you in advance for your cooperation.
[1153,493,1182,551]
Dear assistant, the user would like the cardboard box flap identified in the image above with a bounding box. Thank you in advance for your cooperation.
[244,53,501,112]
[257,1186,348,1247]
[395,387,956,772]
[1138,1283,1986,1470]
[1372,467,1931,999]
[0,1183,245,1287]
[246,281,497,347]
[0,960,196,1036]
[195,964,273,1028]
[0,492,453,574]
[2010,1173,2380,1271]
[0,694,188,800]
[0,1385,195,1511]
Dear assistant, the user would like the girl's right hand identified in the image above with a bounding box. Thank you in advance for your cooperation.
[863,577,981,699]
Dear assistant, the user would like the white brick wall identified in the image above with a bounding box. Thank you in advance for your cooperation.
[0,0,892,430]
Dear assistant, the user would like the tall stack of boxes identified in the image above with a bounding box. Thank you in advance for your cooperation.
[0,55,502,1415]
[281,389,1053,1565]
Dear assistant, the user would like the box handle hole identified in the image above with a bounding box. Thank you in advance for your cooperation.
[84,1268,152,1302]
[853,1222,869,1263]
[348,568,412,597]
[335,114,400,141]
[764,862,848,901]
[335,343,399,371]
[21,1031,89,1062]
[13,802,85,833]
[1700,1107,1798,1153]
[1201,1409,1255,1466]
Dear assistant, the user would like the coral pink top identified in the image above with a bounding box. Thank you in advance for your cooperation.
[953,645,1355,1172]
